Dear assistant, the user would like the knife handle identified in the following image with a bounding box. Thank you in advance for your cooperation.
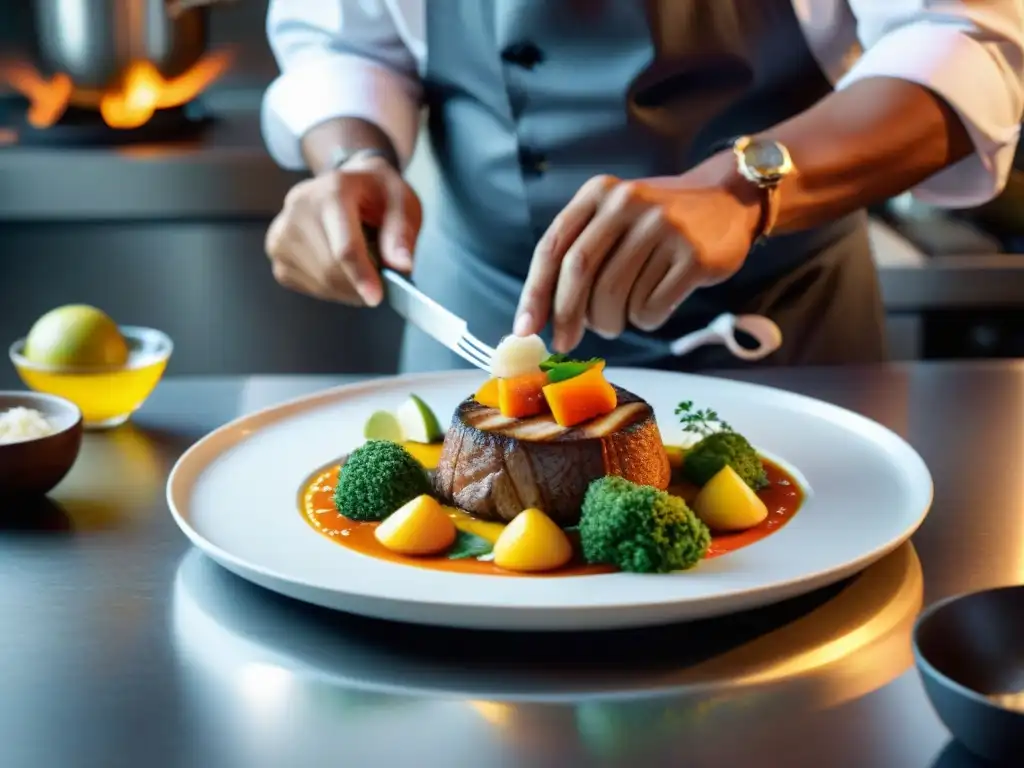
[362,224,411,289]
[362,225,382,270]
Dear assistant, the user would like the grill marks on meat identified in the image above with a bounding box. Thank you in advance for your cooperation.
[433,386,671,525]
[577,401,647,439]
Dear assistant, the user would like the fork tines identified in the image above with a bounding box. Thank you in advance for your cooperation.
[457,333,494,373]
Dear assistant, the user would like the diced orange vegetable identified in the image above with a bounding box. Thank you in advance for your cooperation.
[542,366,617,427]
[475,378,501,409]
[498,371,550,418]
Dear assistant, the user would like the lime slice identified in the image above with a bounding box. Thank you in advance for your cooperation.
[396,394,443,443]
[363,410,404,442]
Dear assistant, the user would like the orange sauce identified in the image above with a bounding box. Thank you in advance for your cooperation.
[300,443,804,576]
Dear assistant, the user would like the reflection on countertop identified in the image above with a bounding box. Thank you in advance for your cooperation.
[170,543,923,764]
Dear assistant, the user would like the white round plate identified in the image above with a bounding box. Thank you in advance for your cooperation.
[167,369,933,632]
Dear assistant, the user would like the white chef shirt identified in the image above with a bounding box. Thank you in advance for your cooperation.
[262,0,1024,207]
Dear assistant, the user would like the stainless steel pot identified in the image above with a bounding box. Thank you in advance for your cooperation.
[32,0,208,91]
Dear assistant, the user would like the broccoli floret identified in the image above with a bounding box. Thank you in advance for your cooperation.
[683,431,768,490]
[579,476,711,573]
[333,440,432,521]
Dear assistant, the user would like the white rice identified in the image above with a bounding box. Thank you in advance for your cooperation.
[0,407,56,444]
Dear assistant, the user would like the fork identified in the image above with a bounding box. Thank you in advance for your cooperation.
[378,269,496,373]
[455,331,496,371]
[365,227,497,373]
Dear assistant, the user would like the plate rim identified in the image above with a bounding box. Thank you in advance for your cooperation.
[166,369,934,626]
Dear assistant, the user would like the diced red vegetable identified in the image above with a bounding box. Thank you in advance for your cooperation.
[498,372,550,418]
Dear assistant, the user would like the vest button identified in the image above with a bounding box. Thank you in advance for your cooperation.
[501,42,544,69]
[518,147,548,176]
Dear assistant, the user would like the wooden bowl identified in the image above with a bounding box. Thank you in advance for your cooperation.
[0,392,83,499]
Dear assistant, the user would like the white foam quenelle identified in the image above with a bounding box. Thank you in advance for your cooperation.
[490,334,550,378]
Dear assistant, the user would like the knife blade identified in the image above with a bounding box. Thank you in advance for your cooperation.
[364,228,492,371]
[380,268,472,350]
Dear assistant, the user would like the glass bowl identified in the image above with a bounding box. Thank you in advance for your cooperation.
[9,326,173,430]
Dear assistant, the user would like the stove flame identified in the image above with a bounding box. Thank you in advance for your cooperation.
[100,52,232,129]
[0,50,233,130]
[0,61,74,129]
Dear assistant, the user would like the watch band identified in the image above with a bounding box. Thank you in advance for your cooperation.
[729,136,792,245]
[707,135,740,158]
[759,185,781,242]
[705,136,774,244]
[328,146,398,172]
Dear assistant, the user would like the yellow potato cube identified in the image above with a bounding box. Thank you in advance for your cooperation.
[493,508,573,573]
[692,465,769,532]
[375,495,457,556]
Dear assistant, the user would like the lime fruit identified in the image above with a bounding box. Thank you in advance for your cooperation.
[363,410,404,442]
[397,394,443,443]
[23,305,129,367]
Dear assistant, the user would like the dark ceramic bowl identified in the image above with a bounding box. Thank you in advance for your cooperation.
[0,391,83,499]
[914,586,1024,765]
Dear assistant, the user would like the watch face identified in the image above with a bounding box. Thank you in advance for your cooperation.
[742,141,790,181]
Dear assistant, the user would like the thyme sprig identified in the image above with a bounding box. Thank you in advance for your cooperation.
[675,400,732,436]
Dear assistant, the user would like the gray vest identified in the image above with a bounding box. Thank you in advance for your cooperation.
[403,0,866,371]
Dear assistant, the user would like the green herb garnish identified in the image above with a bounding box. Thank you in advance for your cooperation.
[447,530,493,560]
[675,402,766,489]
[540,354,604,383]
[539,353,570,370]
[675,400,732,436]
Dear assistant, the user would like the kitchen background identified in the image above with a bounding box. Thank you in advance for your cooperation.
[2,0,1024,390]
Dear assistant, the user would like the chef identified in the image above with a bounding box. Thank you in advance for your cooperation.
[261,0,1024,372]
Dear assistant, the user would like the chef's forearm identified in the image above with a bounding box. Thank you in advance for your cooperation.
[738,77,974,233]
[301,118,401,176]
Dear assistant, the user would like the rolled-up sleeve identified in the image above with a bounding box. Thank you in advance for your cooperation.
[261,0,422,171]
[840,0,1024,207]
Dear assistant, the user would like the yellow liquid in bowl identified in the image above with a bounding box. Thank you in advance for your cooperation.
[10,325,172,429]
[15,359,167,428]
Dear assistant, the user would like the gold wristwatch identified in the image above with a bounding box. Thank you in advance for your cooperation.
[731,136,794,243]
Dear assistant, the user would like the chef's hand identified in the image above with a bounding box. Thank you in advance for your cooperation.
[264,154,421,306]
[515,164,762,353]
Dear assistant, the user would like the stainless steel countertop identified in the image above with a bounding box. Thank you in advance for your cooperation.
[0,100,305,220]
[2,364,1018,768]
[879,256,1024,310]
